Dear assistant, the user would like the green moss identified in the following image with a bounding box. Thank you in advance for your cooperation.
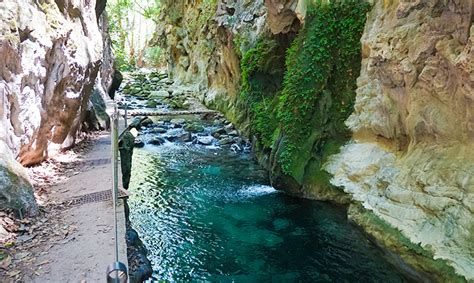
[276,0,370,177]
[236,1,369,185]
[239,38,285,149]
[233,32,252,59]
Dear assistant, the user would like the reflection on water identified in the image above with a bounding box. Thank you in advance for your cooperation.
[128,143,406,282]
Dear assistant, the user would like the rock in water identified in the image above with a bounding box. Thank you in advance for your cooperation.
[170,119,186,127]
[177,132,193,142]
[230,144,242,152]
[141,117,154,127]
[126,227,153,282]
[228,130,239,136]
[218,137,233,146]
[197,137,213,145]
[134,139,145,148]
[149,90,170,99]
[184,123,204,133]
[149,137,166,145]
[0,165,38,217]
[212,128,227,136]
[150,127,167,134]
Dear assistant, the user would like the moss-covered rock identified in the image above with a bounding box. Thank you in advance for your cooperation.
[235,1,370,197]
[0,165,38,217]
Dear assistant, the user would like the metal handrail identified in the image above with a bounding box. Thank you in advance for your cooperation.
[105,101,128,282]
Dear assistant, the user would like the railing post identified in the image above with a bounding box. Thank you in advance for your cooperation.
[106,103,128,283]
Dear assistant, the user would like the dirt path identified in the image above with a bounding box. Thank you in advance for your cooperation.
[1,131,128,282]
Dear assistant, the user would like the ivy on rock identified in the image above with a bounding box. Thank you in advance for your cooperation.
[239,0,370,186]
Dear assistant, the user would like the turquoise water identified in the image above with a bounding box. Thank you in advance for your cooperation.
[128,143,406,282]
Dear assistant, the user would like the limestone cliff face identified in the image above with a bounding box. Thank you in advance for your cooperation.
[155,0,263,107]
[157,0,473,280]
[0,0,115,215]
[326,0,474,280]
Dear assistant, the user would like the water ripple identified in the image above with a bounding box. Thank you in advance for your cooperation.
[128,141,407,282]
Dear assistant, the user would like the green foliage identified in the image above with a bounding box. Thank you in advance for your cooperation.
[142,0,161,20]
[276,0,370,174]
[107,0,162,71]
[107,0,133,70]
[240,38,284,149]
[237,0,369,182]
[144,46,164,67]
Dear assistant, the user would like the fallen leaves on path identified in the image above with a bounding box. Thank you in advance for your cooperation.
[0,131,104,281]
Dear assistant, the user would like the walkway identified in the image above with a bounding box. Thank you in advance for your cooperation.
[31,131,128,282]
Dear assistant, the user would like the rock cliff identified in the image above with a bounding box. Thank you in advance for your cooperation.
[326,0,474,280]
[0,0,115,216]
[156,0,473,280]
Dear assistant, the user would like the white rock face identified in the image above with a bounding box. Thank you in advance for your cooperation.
[0,0,114,214]
[326,0,474,280]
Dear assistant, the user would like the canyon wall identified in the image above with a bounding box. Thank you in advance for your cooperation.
[157,0,473,280]
[326,0,473,280]
[0,0,115,216]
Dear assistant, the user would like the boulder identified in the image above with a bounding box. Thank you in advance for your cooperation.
[141,117,154,127]
[170,118,186,126]
[177,132,192,142]
[0,165,38,217]
[224,123,234,131]
[161,78,174,85]
[149,137,166,145]
[218,137,233,146]
[212,128,227,135]
[150,127,167,134]
[197,136,213,145]
[184,123,204,133]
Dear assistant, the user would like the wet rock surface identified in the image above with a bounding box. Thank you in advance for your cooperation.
[119,71,251,153]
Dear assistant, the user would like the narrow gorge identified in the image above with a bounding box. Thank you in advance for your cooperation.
[0,0,473,282]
